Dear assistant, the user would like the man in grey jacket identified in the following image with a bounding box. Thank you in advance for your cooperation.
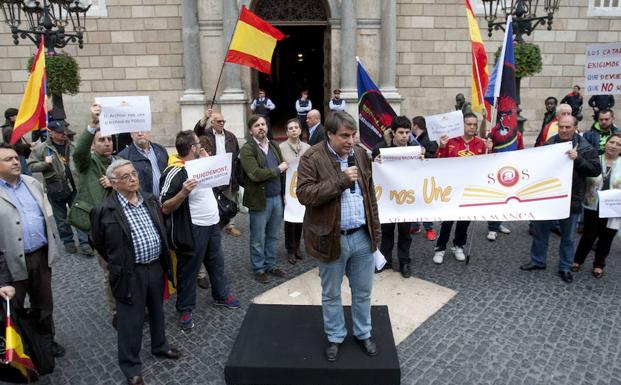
[0,143,65,357]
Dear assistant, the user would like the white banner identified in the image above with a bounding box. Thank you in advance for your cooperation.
[425,110,464,141]
[95,96,152,135]
[284,161,305,223]
[184,153,232,188]
[585,43,621,96]
[598,189,621,218]
[379,146,422,160]
[372,143,573,223]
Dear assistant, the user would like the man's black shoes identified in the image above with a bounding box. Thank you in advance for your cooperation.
[51,341,66,358]
[559,271,573,283]
[325,342,341,362]
[520,262,546,271]
[400,264,411,278]
[358,338,377,356]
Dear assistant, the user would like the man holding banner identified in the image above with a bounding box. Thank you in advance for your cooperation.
[520,115,600,283]
[371,116,419,278]
[433,112,488,265]
[160,131,240,331]
[297,111,381,362]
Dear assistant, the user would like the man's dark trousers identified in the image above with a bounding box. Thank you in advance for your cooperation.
[380,222,412,267]
[116,261,169,378]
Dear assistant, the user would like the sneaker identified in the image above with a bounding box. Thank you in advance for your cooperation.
[433,250,445,264]
[254,272,269,284]
[64,243,77,254]
[79,244,94,257]
[224,224,241,237]
[452,246,466,261]
[179,311,194,331]
[498,224,511,234]
[409,224,421,234]
[487,231,497,241]
[215,295,241,309]
[267,267,286,278]
[425,228,437,241]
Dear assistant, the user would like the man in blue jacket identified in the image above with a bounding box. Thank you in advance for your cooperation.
[118,131,168,197]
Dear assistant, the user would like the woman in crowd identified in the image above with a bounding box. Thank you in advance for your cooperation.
[572,133,621,278]
[279,118,311,265]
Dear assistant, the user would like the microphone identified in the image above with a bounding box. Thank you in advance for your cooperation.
[347,154,356,193]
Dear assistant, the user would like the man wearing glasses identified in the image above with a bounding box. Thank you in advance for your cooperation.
[194,111,242,238]
[91,159,180,385]
[160,131,240,332]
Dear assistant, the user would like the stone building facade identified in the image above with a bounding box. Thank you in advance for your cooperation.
[0,0,619,145]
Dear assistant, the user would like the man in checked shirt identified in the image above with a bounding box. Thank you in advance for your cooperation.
[90,159,180,385]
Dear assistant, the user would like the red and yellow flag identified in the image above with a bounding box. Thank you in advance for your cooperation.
[10,37,47,145]
[5,306,38,381]
[465,0,491,121]
[224,5,285,75]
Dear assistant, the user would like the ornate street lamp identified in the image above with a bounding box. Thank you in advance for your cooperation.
[0,0,91,51]
[481,0,559,132]
[0,0,91,121]
[481,0,560,42]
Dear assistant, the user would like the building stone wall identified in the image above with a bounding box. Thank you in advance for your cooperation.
[0,0,184,146]
[0,0,619,145]
[396,0,620,137]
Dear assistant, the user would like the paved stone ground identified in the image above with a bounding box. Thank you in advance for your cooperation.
[10,215,621,385]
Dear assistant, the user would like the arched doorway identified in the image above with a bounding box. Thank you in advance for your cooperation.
[251,0,331,140]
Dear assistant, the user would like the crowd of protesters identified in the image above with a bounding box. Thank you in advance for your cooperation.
[0,87,618,382]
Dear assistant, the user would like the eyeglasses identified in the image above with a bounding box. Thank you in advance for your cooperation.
[214,120,226,124]
[111,171,138,182]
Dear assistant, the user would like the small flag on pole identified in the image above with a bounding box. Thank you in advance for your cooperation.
[224,5,285,75]
[10,36,47,145]
[357,58,396,151]
[4,298,39,382]
[465,0,491,121]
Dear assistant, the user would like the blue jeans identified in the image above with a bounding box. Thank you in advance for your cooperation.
[530,214,580,272]
[249,196,283,273]
[488,221,502,231]
[175,224,229,312]
[318,229,374,343]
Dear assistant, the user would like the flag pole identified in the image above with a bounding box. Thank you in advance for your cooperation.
[209,6,243,110]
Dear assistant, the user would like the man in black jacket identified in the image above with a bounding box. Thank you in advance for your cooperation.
[90,159,179,385]
[520,115,601,284]
[307,109,326,146]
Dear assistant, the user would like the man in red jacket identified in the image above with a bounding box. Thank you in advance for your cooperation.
[433,112,490,264]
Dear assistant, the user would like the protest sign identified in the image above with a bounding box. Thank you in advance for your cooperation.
[284,161,305,223]
[379,146,421,160]
[598,189,621,218]
[585,43,621,96]
[372,142,573,223]
[184,153,232,188]
[94,96,151,135]
[425,110,464,141]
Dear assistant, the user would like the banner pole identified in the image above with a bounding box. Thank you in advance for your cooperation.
[209,6,242,110]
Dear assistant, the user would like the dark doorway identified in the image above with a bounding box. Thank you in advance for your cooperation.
[256,26,326,140]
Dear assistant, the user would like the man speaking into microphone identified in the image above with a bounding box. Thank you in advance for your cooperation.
[297,111,381,362]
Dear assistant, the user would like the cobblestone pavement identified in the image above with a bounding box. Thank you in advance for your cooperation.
[11,215,621,385]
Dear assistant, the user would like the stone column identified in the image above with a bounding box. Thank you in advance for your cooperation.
[379,0,402,113]
[219,0,248,140]
[339,0,358,118]
[179,0,206,131]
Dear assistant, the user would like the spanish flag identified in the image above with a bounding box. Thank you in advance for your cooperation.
[465,0,491,121]
[224,5,285,75]
[4,299,38,382]
[10,37,47,145]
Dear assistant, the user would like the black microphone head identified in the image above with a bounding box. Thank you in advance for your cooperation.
[347,154,355,167]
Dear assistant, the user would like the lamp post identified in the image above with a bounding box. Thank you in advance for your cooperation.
[481,0,560,131]
[0,0,92,120]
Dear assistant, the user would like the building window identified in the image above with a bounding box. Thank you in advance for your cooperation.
[87,0,107,17]
[588,0,621,16]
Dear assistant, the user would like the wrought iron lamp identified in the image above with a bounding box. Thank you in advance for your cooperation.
[0,0,92,51]
[481,0,560,42]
